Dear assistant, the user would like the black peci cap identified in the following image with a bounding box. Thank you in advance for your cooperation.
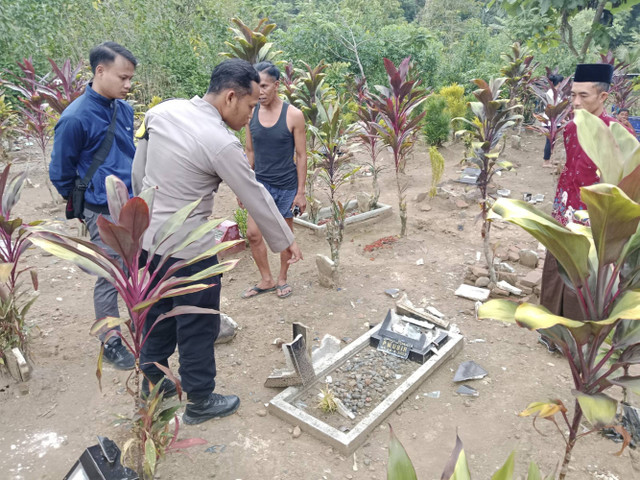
[574,64,614,84]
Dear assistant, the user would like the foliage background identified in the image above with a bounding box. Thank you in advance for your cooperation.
[1,0,639,105]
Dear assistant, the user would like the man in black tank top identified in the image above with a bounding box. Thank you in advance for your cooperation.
[242,62,307,299]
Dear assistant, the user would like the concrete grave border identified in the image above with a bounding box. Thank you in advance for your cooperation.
[293,199,392,235]
[268,323,463,455]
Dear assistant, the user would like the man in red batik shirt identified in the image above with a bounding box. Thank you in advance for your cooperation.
[540,63,634,351]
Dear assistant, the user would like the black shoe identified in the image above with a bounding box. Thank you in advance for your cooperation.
[102,339,135,370]
[538,334,561,354]
[141,376,178,399]
[183,393,240,425]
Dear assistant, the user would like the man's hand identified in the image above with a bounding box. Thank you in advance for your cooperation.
[292,193,307,214]
[286,241,303,264]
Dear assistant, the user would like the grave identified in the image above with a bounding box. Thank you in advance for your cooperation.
[268,309,463,454]
[293,199,392,236]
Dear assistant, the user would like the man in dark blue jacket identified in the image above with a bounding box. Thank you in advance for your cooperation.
[50,42,137,369]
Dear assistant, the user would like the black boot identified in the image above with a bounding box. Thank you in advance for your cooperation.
[102,338,135,370]
[141,375,178,399]
[183,393,240,425]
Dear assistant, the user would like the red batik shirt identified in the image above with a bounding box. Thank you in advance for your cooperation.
[552,112,633,226]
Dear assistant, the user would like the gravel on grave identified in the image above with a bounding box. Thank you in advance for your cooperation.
[294,347,419,431]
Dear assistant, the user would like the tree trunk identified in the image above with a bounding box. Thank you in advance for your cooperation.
[559,403,584,480]
[396,174,407,237]
[370,173,380,210]
[482,219,496,283]
[325,216,343,267]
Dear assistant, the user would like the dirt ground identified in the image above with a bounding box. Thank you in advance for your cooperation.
[1,131,639,480]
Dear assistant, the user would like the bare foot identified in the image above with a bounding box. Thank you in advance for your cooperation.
[542,161,554,168]
[276,283,293,299]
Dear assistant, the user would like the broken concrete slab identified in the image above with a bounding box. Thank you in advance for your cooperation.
[264,370,302,388]
[456,385,479,397]
[453,361,488,382]
[496,280,523,296]
[312,335,342,371]
[396,294,449,329]
[385,288,401,298]
[455,284,490,302]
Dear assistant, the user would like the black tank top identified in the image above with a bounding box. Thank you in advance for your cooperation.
[249,102,297,190]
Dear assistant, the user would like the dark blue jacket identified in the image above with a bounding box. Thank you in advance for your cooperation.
[50,83,135,207]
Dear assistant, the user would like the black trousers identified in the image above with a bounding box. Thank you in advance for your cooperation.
[139,250,221,399]
[543,138,552,160]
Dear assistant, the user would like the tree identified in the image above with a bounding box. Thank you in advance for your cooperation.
[493,0,640,61]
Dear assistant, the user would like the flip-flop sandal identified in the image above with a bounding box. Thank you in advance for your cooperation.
[276,284,293,299]
[241,285,275,299]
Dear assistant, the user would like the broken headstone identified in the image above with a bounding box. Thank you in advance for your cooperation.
[287,334,316,385]
[453,361,488,382]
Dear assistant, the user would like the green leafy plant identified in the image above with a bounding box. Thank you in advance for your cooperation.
[309,96,358,267]
[290,60,334,222]
[500,42,538,118]
[454,78,522,282]
[428,146,445,198]
[233,207,248,241]
[422,95,450,146]
[353,77,383,210]
[220,17,281,65]
[477,109,640,479]
[387,427,551,480]
[317,385,338,413]
[0,164,38,367]
[439,83,468,132]
[0,91,18,162]
[29,175,240,479]
[528,68,573,158]
[370,57,428,237]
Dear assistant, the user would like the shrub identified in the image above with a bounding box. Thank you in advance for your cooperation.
[422,95,450,146]
[439,83,467,130]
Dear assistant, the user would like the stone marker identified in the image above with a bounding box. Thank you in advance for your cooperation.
[287,334,316,385]
[455,284,490,302]
[519,249,539,268]
[396,294,449,329]
[316,254,338,288]
[6,347,30,382]
[356,192,372,213]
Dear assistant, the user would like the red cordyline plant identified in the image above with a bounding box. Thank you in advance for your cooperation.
[29,175,238,478]
[354,77,384,211]
[0,164,39,366]
[528,68,573,158]
[600,51,639,111]
[2,58,56,199]
[370,57,428,237]
[35,58,88,114]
